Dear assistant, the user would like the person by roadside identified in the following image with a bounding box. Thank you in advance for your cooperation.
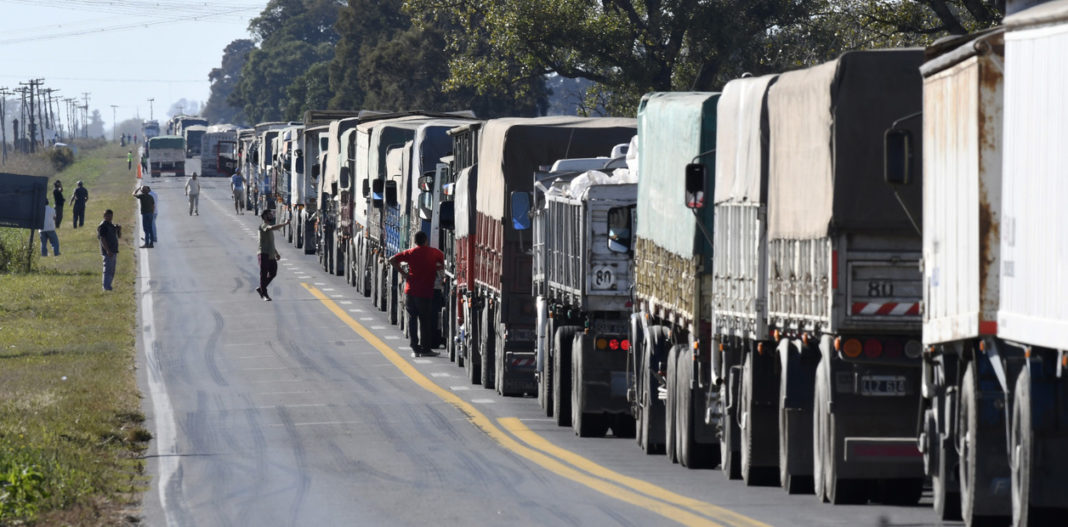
[389,231,445,357]
[39,199,60,256]
[97,209,120,291]
[256,209,288,301]
[133,185,155,248]
[231,170,245,214]
[70,180,89,228]
[185,172,200,215]
[127,150,133,171]
[52,180,65,228]
[149,187,160,243]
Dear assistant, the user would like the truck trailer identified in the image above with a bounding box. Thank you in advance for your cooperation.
[145,135,185,177]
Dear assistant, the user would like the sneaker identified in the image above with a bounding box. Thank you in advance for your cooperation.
[263,291,272,301]
[421,349,440,357]
[140,243,151,248]
[410,351,421,358]
[255,287,265,299]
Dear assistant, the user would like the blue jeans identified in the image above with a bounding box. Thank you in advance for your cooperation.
[102,253,116,290]
[40,230,60,256]
[142,213,156,244]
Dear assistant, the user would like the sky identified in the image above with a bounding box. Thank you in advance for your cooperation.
[0,0,267,131]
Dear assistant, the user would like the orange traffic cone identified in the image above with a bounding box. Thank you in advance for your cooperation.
[136,162,142,179]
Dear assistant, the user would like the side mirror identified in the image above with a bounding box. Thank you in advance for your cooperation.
[419,171,435,192]
[685,163,706,209]
[607,205,634,253]
[510,191,532,231]
[362,179,371,198]
[439,202,455,230]
[312,164,320,179]
[371,179,385,204]
[385,181,398,207]
[884,128,911,186]
[418,191,433,221]
[340,166,351,188]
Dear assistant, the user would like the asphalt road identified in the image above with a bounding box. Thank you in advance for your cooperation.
[135,177,960,526]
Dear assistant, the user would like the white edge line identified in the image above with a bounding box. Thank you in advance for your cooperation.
[140,219,179,527]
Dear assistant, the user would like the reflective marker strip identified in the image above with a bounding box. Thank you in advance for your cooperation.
[851,302,920,316]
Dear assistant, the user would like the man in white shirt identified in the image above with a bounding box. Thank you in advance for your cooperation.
[40,199,60,256]
[185,172,201,215]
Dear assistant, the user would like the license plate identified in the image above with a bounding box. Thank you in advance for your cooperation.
[860,375,907,396]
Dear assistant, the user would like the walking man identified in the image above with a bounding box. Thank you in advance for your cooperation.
[231,170,245,214]
[52,180,65,228]
[185,172,200,215]
[39,199,60,256]
[70,180,89,228]
[97,209,120,291]
[133,185,155,248]
[256,209,288,301]
[389,231,445,357]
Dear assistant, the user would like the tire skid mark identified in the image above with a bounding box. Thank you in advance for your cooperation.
[275,407,312,526]
[203,310,228,387]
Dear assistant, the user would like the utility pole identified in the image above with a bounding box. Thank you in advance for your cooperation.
[147,98,154,121]
[36,79,47,146]
[45,88,58,138]
[111,105,118,141]
[0,87,9,164]
[20,80,37,153]
[82,92,90,139]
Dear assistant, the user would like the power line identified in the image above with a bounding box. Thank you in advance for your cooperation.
[0,5,259,45]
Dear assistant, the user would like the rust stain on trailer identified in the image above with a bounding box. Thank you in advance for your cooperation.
[976,33,1004,316]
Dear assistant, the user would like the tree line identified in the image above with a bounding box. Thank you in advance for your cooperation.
[203,0,1003,125]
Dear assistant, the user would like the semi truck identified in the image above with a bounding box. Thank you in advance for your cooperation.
[200,128,238,178]
[883,3,1068,525]
[705,50,928,502]
[273,124,303,244]
[184,125,207,158]
[463,117,636,395]
[254,122,298,214]
[519,145,638,437]
[145,135,185,177]
[142,120,160,140]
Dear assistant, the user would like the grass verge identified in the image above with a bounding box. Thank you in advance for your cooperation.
[0,142,147,525]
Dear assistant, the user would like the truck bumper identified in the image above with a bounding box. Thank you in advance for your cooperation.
[840,437,923,479]
[501,349,537,396]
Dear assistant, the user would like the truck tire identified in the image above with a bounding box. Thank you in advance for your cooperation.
[553,326,580,427]
[1011,364,1038,527]
[721,371,741,479]
[960,360,1010,527]
[931,396,962,521]
[572,333,609,437]
[466,304,480,384]
[677,346,716,468]
[629,315,644,446]
[741,353,777,486]
[344,242,353,285]
[334,236,344,276]
[296,216,304,250]
[480,305,495,390]
[814,358,866,504]
[539,319,554,417]
[665,344,681,463]
[447,292,458,363]
[639,326,669,455]
[779,354,814,495]
[387,269,398,325]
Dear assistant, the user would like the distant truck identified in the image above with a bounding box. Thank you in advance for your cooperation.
[519,145,638,437]
[145,135,185,177]
[142,120,160,140]
[200,128,238,178]
[461,117,636,396]
[183,125,207,158]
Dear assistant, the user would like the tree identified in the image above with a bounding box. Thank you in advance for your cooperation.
[204,39,255,126]
[87,109,106,139]
[167,99,201,118]
[230,0,343,123]
[285,59,333,119]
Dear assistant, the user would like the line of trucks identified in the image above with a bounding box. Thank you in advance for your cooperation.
[224,2,1066,525]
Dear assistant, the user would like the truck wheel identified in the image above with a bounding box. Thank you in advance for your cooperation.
[480,305,495,390]
[741,354,776,486]
[960,360,1010,526]
[720,374,741,479]
[446,293,457,363]
[814,358,866,504]
[677,346,716,468]
[387,270,398,325]
[334,237,344,276]
[539,319,554,417]
[629,315,644,446]
[296,217,304,250]
[639,326,669,455]
[665,344,681,463]
[466,306,480,384]
[344,242,353,285]
[553,326,580,427]
[1011,364,1036,527]
[572,333,608,438]
[495,327,505,396]
[931,398,962,521]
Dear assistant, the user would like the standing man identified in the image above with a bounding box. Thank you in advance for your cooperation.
[52,180,65,228]
[149,186,160,243]
[97,209,120,291]
[70,180,89,228]
[185,172,201,215]
[133,185,155,248]
[231,170,245,214]
[127,150,133,171]
[39,199,60,256]
[389,231,445,357]
[256,209,288,301]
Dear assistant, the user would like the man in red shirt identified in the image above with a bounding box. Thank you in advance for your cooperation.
[389,231,445,357]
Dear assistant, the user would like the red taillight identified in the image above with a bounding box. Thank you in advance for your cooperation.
[609,339,620,351]
[864,339,883,358]
[621,339,631,351]
[883,339,903,359]
[832,250,839,290]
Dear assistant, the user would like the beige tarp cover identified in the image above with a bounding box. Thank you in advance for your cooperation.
[454,166,476,238]
[767,49,924,240]
[476,116,637,220]
[714,75,777,204]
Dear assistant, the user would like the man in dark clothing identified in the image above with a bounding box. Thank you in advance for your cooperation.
[133,185,155,248]
[97,209,120,291]
[389,231,445,357]
[70,181,89,228]
[52,180,65,228]
[256,209,288,301]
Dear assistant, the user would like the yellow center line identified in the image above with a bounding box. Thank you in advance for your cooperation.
[498,418,771,527]
[302,283,734,527]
